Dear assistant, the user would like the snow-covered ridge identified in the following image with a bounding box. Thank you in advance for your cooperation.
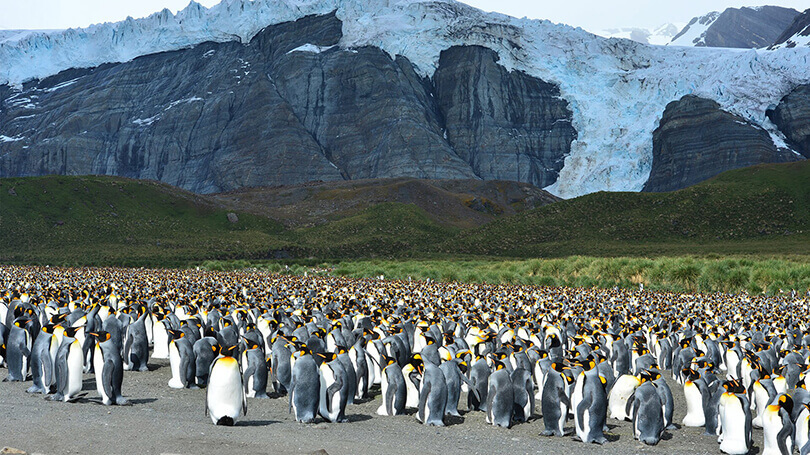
[1,0,809,199]
[669,11,720,46]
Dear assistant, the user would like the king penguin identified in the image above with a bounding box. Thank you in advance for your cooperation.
[486,357,514,428]
[289,345,320,423]
[628,371,665,445]
[27,324,56,393]
[541,362,572,437]
[90,330,129,405]
[241,337,269,399]
[317,351,348,423]
[762,393,794,455]
[48,326,85,402]
[572,356,609,444]
[167,328,196,389]
[206,344,247,426]
[417,355,448,426]
[376,354,406,416]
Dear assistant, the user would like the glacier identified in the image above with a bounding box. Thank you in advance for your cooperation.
[1,0,809,198]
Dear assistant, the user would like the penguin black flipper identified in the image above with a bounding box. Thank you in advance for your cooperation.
[243,364,256,395]
[54,354,67,397]
[102,359,116,405]
[326,377,342,414]
[418,380,432,423]
[625,393,635,420]
[776,410,793,455]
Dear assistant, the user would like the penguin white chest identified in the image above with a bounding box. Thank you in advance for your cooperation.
[93,344,107,400]
[66,341,84,398]
[167,341,184,389]
[207,358,244,424]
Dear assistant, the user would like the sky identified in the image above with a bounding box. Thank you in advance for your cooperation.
[0,0,808,31]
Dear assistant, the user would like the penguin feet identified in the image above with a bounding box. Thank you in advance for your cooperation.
[216,416,235,426]
[593,436,608,445]
[46,393,64,402]
[26,385,45,394]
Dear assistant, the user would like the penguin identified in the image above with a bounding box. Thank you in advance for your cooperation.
[608,374,641,421]
[440,359,464,417]
[650,369,676,430]
[151,317,171,360]
[468,354,490,412]
[48,326,85,402]
[376,354,406,416]
[402,355,422,409]
[335,345,357,405]
[3,316,33,382]
[572,357,609,444]
[628,372,665,446]
[682,368,705,427]
[270,335,293,394]
[762,393,794,455]
[317,352,348,423]
[511,367,534,423]
[241,337,269,399]
[167,329,196,389]
[123,307,149,371]
[289,345,320,423]
[192,333,219,387]
[90,330,128,405]
[417,355,448,426]
[27,324,57,393]
[719,382,753,455]
[206,344,247,426]
[541,362,572,437]
[349,339,369,400]
[486,357,514,428]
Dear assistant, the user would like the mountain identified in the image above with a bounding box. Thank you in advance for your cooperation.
[596,23,683,45]
[771,8,810,49]
[670,6,799,48]
[1,0,809,198]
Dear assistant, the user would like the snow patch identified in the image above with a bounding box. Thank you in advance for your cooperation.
[164,97,203,110]
[287,43,337,54]
[132,115,160,126]
[42,78,79,92]
[0,135,24,142]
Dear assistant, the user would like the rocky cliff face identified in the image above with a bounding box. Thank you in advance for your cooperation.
[643,95,798,192]
[0,13,575,193]
[434,46,576,188]
[671,6,799,48]
[768,85,810,158]
[771,9,810,49]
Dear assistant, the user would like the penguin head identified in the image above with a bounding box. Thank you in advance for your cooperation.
[580,355,597,371]
[219,344,238,358]
[50,312,67,325]
[89,331,112,343]
[381,354,397,367]
[242,337,261,351]
[639,369,655,383]
[682,368,700,382]
[424,334,436,346]
[317,352,337,363]
[490,357,507,371]
[410,354,425,375]
[167,329,184,340]
[336,345,348,355]
[456,360,468,374]
[63,326,81,339]
[778,394,794,415]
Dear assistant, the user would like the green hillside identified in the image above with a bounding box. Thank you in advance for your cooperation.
[1,161,810,266]
[436,161,810,257]
[0,176,285,266]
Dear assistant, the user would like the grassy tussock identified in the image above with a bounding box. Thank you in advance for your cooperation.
[205,256,810,295]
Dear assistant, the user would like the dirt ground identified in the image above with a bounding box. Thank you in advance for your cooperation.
[0,359,761,455]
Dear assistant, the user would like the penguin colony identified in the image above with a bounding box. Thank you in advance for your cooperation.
[2,265,810,454]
